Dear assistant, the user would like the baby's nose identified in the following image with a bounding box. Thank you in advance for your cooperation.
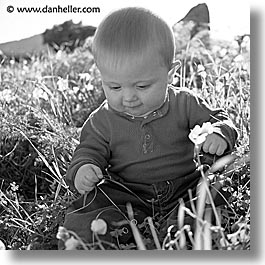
[123,87,138,102]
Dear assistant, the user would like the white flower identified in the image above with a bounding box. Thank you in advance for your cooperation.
[64,236,80,250]
[188,122,214,145]
[85,83,94,91]
[57,77,69,91]
[91,218,107,235]
[197,64,205,73]
[0,239,6,250]
[0,89,14,103]
[72,86,79,94]
[197,64,207,79]
[10,182,19,192]
[32,87,49,101]
[79,73,91,82]
[56,226,70,241]
[234,54,244,63]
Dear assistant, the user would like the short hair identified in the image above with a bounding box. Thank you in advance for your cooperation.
[92,7,175,70]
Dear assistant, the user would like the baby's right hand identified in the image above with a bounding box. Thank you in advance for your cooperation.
[74,164,103,194]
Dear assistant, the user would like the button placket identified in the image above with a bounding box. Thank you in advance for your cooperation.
[140,110,163,154]
[142,126,153,154]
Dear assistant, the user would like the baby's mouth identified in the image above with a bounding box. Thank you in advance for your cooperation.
[125,105,141,109]
[123,102,143,109]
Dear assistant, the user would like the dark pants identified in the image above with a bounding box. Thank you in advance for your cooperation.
[59,169,229,249]
[58,169,202,249]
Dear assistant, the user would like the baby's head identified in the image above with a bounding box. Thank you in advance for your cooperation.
[92,7,177,117]
[92,7,175,71]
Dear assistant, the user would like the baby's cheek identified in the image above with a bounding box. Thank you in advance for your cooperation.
[109,98,123,111]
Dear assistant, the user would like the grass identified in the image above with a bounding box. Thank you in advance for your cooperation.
[0,35,250,250]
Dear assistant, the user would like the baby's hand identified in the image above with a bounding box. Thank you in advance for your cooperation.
[74,164,103,194]
[202,133,228,156]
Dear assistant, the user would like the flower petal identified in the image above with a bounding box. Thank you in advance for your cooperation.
[91,218,107,235]
[189,122,214,145]
[65,237,80,250]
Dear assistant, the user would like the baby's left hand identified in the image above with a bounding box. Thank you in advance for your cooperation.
[202,133,228,156]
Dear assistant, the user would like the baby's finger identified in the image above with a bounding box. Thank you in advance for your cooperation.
[79,185,94,194]
[202,140,211,153]
[216,144,225,156]
[90,165,103,179]
[208,142,218,154]
[81,177,96,187]
[83,171,99,183]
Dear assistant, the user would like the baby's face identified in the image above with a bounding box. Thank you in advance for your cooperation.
[98,49,170,117]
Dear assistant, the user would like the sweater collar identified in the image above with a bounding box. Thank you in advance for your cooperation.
[107,90,170,122]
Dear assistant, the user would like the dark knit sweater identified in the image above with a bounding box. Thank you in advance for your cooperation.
[65,87,237,190]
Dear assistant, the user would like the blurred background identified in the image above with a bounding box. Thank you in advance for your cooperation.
[0,0,249,44]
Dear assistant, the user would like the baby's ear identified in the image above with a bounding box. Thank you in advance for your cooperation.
[167,60,181,84]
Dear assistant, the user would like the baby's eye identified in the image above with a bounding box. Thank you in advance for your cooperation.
[137,84,150,90]
[110,86,121,90]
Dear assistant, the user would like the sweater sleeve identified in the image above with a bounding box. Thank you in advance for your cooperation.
[185,90,238,151]
[65,108,110,191]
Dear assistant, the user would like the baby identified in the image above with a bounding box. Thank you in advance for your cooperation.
[61,7,237,249]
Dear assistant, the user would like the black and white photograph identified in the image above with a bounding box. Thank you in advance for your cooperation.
[0,0,254,257]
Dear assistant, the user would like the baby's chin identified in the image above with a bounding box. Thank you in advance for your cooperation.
[109,102,158,117]
[123,107,156,118]
[116,107,149,117]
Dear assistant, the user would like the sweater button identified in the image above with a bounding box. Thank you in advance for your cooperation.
[145,134,151,140]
